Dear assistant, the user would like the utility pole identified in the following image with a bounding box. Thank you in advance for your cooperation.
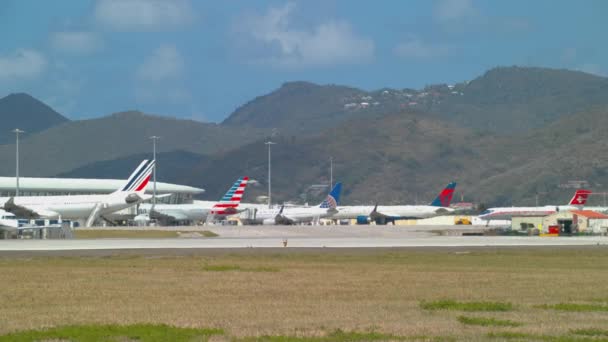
[150,136,160,207]
[329,156,333,189]
[13,129,24,197]
[265,140,276,209]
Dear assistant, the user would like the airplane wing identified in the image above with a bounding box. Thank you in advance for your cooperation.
[369,204,391,220]
[3,198,60,219]
[150,209,189,221]
[274,205,296,225]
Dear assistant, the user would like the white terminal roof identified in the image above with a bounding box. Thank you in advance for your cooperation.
[0,177,204,194]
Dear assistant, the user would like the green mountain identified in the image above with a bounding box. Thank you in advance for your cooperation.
[183,105,608,207]
[6,66,608,207]
[0,93,69,143]
[430,66,608,132]
[187,110,481,205]
[0,111,267,177]
[57,150,208,188]
[222,81,401,134]
[222,67,608,135]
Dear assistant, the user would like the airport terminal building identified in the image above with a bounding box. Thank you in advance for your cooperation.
[0,177,204,204]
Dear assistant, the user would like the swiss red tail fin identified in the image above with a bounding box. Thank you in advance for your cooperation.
[568,189,592,205]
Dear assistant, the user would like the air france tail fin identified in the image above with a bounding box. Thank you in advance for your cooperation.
[211,176,249,215]
[430,182,457,207]
[114,159,155,194]
[568,189,592,206]
[319,182,342,209]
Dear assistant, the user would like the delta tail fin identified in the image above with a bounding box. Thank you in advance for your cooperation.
[114,159,155,194]
[319,182,342,209]
[211,176,249,215]
[568,189,592,206]
[429,182,457,207]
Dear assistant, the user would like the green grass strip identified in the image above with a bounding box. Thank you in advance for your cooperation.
[236,329,432,341]
[0,324,224,342]
[572,328,608,337]
[202,264,280,272]
[537,303,608,312]
[421,300,513,312]
[457,315,522,327]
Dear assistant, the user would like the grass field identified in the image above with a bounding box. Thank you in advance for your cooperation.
[1,247,608,341]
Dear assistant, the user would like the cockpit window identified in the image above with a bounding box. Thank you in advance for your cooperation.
[480,209,492,215]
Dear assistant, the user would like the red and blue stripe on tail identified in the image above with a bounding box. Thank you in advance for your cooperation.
[211,176,249,215]
[116,159,155,194]
[430,182,457,207]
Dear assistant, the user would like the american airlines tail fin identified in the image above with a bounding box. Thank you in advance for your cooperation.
[211,176,249,215]
[429,182,457,207]
[568,189,592,206]
[319,182,342,209]
[113,159,155,194]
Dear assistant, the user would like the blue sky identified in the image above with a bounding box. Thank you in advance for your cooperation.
[0,0,606,122]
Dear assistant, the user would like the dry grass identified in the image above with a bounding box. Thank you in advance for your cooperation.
[1,247,608,340]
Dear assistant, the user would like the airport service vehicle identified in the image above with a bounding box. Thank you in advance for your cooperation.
[243,183,342,225]
[477,189,592,221]
[330,182,457,224]
[0,159,155,226]
[134,176,249,224]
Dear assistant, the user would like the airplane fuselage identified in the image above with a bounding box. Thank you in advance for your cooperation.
[0,193,137,220]
[247,207,332,224]
[478,205,581,221]
[332,205,453,220]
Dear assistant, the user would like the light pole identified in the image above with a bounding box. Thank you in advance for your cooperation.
[329,156,333,189]
[150,136,160,207]
[265,140,276,209]
[12,129,24,197]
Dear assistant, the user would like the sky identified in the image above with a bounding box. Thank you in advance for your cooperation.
[0,0,607,122]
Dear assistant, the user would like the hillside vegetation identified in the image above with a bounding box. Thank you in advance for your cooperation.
[5,66,608,206]
[0,93,69,144]
[0,111,267,177]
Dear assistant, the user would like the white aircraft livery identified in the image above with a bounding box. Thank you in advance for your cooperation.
[0,159,155,225]
[330,182,457,224]
[244,182,342,225]
[134,176,250,224]
[477,189,592,221]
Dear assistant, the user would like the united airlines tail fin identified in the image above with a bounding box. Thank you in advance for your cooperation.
[114,159,155,194]
[568,189,592,206]
[319,182,342,209]
[211,176,249,215]
[429,182,457,207]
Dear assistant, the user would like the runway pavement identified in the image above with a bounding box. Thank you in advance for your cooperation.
[1,224,608,251]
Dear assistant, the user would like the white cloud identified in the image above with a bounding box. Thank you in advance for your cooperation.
[136,45,184,81]
[135,45,190,105]
[50,31,103,54]
[237,3,374,67]
[94,0,194,31]
[0,49,47,80]
[394,38,452,59]
[434,0,476,22]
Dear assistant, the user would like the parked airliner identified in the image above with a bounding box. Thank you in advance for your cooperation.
[330,182,457,224]
[0,159,155,225]
[134,176,249,224]
[242,183,342,225]
[477,189,592,221]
